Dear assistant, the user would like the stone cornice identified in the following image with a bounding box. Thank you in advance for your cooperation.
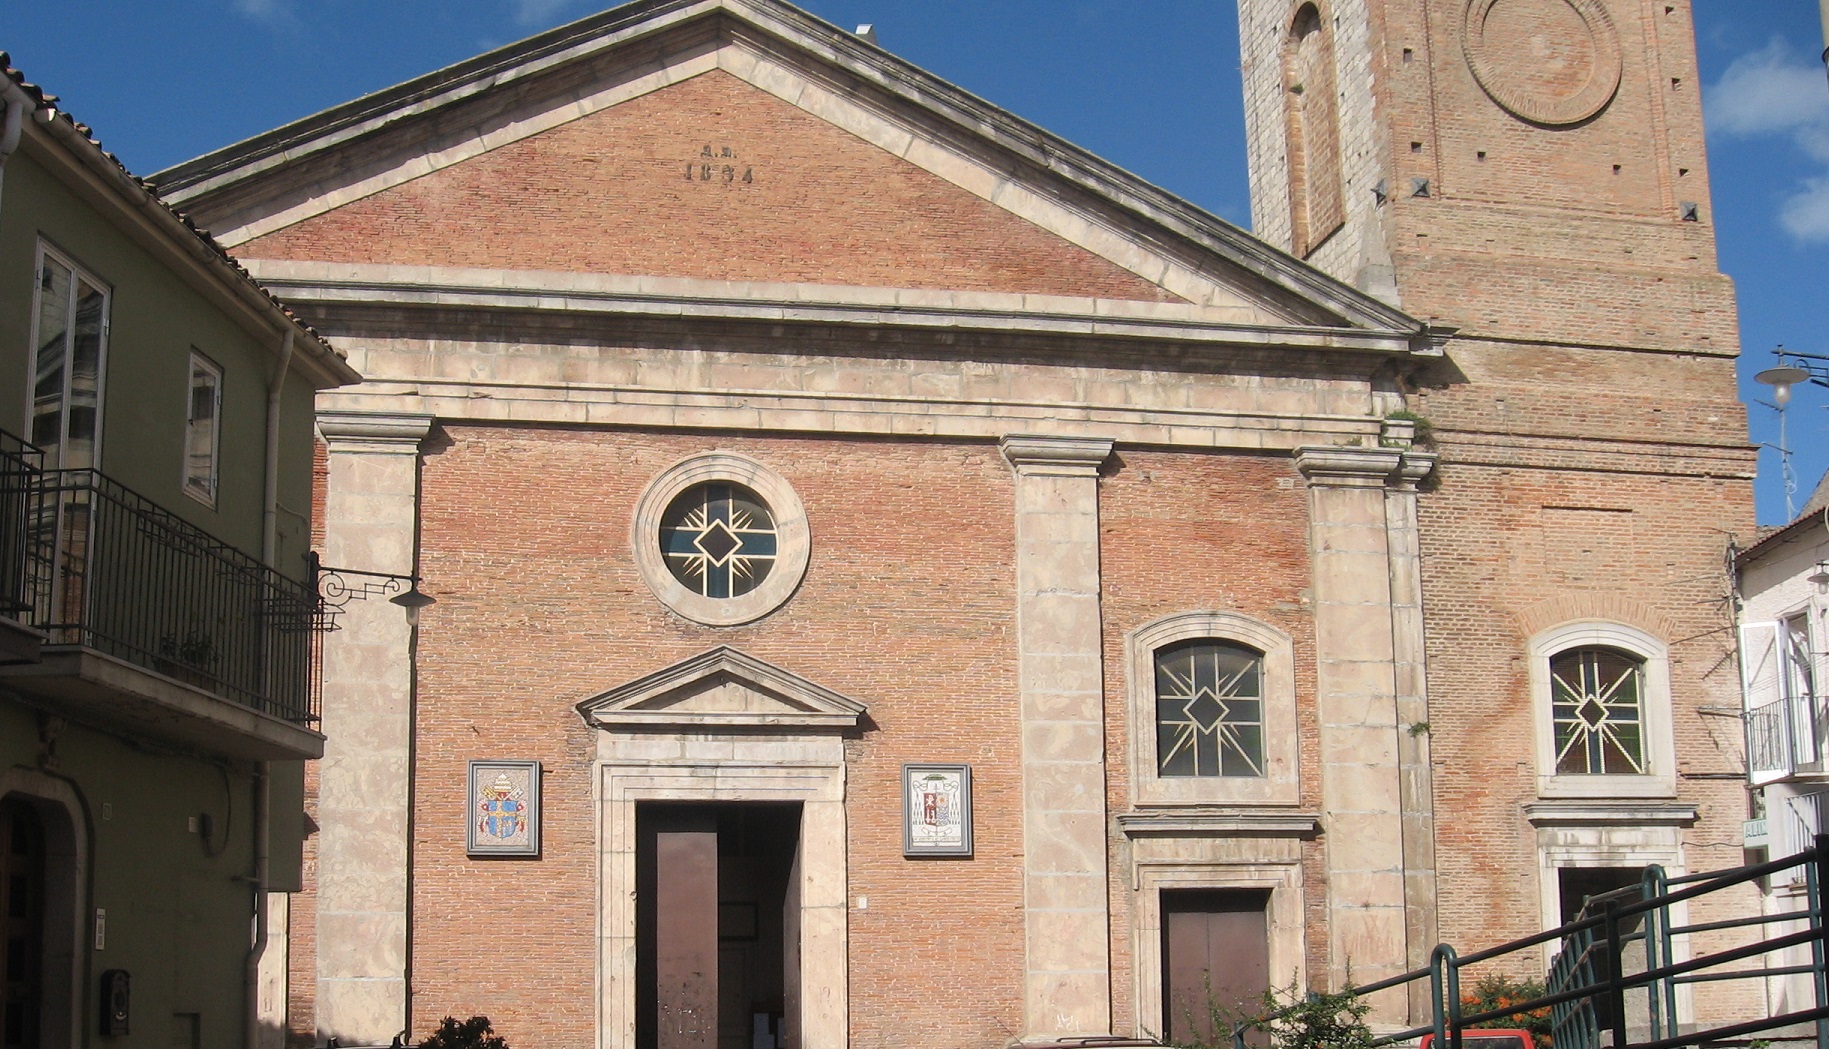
[1001,435,1114,476]
[1117,810,1322,837]
[1295,445,1404,488]
[317,410,436,453]
[243,262,1431,358]
[1523,800,1699,827]
[577,646,866,732]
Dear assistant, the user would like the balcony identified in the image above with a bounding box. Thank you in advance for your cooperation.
[0,432,47,663]
[1742,618,1824,786]
[1746,693,1822,784]
[0,451,323,760]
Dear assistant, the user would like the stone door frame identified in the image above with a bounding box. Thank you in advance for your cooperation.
[598,755,849,1049]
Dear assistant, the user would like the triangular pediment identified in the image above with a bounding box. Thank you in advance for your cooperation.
[153,0,1426,337]
[577,646,867,732]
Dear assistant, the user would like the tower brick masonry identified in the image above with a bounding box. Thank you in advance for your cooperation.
[1239,0,1756,997]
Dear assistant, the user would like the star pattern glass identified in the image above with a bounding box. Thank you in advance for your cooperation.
[1551,646,1645,775]
[659,482,779,598]
[1155,640,1265,777]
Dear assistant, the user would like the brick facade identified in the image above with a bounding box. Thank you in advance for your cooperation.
[243,70,1180,304]
[149,0,1759,1044]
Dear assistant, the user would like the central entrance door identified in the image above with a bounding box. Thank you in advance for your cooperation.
[1161,888,1271,1046]
[637,803,802,1049]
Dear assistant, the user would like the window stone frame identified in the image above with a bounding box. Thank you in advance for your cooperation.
[631,452,810,627]
[1126,611,1300,807]
[1529,621,1676,800]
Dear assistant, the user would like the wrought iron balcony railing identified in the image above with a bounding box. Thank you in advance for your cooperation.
[1747,691,1826,783]
[16,466,320,724]
[0,431,47,620]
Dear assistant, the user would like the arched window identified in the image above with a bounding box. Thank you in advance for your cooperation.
[1128,613,1299,806]
[1550,646,1646,775]
[1155,640,1266,778]
[1282,2,1345,257]
[1529,622,1675,799]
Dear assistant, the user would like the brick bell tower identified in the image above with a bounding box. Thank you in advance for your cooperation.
[1237,0,1757,999]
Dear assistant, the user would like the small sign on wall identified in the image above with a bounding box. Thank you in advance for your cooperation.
[903,763,972,858]
[468,760,541,857]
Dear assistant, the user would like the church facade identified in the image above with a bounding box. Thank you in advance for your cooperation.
[153,0,1759,1046]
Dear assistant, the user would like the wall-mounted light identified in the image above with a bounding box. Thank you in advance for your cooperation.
[1808,561,1829,592]
[307,551,435,629]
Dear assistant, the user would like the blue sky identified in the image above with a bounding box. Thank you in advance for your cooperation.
[4,1,1826,525]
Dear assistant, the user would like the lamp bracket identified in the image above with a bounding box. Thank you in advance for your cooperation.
[307,551,430,630]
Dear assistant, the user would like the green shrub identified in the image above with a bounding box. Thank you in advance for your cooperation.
[1462,974,1554,1048]
[1168,981,1374,1049]
[418,1016,506,1049]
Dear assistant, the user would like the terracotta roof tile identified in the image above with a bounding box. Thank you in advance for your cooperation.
[2,52,349,370]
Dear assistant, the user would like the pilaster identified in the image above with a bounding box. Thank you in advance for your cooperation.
[1387,450,1438,1017]
[1001,434,1115,1041]
[1294,444,1432,1022]
[313,410,434,1045]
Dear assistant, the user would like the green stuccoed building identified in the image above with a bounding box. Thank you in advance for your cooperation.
[0,57,358,1049]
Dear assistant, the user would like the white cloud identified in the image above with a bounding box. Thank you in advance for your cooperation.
[1707,39,1829,136]
[1780,177,1829,243]
[511,0,575,27]
[1706,38,1829,244]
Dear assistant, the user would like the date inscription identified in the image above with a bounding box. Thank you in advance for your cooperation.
[684,144,754,185]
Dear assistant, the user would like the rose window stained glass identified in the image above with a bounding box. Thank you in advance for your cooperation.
[1155,640,1266,777]
[1551,646,1645,775]
[659,482,779,598]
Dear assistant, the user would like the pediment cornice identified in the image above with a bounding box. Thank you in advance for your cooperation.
[154,0,1428,337]
[577,646,867,733]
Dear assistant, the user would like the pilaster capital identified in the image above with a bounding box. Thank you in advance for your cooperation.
[317,411,436,455]
[1000,434,1114,477]
[1294,445,1403,488]
[1393,451,1438,492]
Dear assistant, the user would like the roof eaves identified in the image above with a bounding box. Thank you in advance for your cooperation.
[1,53,359,387]
[1736,506,1829,566]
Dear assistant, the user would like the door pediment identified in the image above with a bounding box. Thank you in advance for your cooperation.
[577,646,866,732]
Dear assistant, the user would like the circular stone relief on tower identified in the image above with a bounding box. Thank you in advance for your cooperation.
[631,452,809,626]
[1461,0,1623,127]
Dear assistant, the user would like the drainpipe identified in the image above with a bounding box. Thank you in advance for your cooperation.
[0,76,31,216]
[263,330,294,567]
[245,765,272,1049]
[247,329,293,1049]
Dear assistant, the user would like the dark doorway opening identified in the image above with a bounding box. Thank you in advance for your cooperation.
[1162,888,1271,1047]
[637,803,801,1049]
[1558,867,1648,1032]
[1558,867,1645,927]
[2,798,46,1049]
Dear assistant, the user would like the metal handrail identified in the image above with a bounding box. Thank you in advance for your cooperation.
[1231,836,1829,1049]
[18,467,320,723]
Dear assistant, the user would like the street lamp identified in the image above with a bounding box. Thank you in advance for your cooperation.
[1754,348,1828,522]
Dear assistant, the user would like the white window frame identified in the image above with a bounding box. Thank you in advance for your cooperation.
[1126,611,1300,807]
[629,452,809,627]
[182,351,223,507]
[24,240,110,471]
[1529,621,1676,799]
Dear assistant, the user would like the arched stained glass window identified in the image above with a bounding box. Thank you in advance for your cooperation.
[1155,640,1266,778]
[1551,646,1646,775]
[659,482,779,598]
